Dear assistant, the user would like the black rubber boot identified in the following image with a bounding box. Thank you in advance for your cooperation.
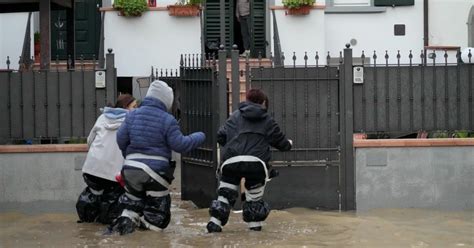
[249,226,262,231]
[113,216,137,235]
[206,222,222,233]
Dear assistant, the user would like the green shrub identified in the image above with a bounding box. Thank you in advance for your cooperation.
[282,0,315,9]
[34,32,40,43]
[453,130,469,138]
[175,0,202,5]
[114,0,148,17]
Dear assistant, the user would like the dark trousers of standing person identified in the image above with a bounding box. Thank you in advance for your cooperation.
[240,15,251,52]
[76,173,124,224]
[207,159,270,232]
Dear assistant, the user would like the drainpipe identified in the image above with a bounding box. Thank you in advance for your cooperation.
[423,0,428,64]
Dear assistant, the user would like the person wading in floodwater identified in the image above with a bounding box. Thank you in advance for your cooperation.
[207,88,292,233]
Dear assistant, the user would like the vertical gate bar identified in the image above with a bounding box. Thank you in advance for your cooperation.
[397,51,401,131]
[45,71,49,138]
[456,51,461,128]
[384,51,389,132]
[20,70,24,139]
[282,59,287,162]
[57,69,61,138]
[304,52,309,161]
[231,47,240,111]
[270,65,275,160]
[361,51,366,132]
[82,58,86,137]
[432,50,437,130]
[373,51,378,131]
[8,69,12,140]
[69,69,73,138]
[444,51,449,129]
[315,56,320,161]
[33,71,36,139]
[218,48,228,127]
[340,45,354,210]
[409,51,414,131]
[469,51,473,129]
[420,50,425,130]
[292,53,297,161]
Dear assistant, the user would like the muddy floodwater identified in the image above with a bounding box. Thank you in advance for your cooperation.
[1,195,473,247]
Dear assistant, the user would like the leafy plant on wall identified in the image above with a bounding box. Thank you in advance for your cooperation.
[114,0,148,17]
[282,0,315,9]
[282,0,315,15]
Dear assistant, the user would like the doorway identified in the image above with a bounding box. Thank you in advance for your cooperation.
[204,0,266,58]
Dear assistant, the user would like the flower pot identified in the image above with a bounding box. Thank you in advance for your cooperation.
[117,9,143,17]
[285,5,311,15]
[34,43,40,63]
[167,5,200,17]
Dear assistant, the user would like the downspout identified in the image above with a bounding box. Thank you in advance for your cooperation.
[423,0,428,65]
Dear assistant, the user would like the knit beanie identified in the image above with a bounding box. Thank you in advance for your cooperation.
[146,80,174,111]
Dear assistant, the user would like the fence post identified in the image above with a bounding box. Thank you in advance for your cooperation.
[105,48,116,105]
[231,45,240,111]
[217,46,228,127]
[340,44,355,210]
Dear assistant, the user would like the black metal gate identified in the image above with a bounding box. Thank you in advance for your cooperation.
[179,56,225,208]
[250,65,342,210]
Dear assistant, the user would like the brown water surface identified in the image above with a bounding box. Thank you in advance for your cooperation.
[1,196,472,247]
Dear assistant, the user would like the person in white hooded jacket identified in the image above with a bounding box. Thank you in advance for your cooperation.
[76,94,137,224]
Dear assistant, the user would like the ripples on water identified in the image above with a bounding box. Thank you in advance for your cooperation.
[0,199,472,247]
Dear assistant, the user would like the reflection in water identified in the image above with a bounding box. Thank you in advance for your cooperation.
[1,196,472,247]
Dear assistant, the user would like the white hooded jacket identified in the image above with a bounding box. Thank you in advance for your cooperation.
[82,107,128,181]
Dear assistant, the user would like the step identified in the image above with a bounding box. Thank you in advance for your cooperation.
[32,61,99,70]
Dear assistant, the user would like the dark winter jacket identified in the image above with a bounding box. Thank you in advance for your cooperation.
[217,101,292,164]
[117,97,205,172]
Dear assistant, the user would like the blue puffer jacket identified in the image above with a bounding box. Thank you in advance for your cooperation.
[117,97,205,173]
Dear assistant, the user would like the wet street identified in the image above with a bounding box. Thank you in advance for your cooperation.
[1,193,473,247]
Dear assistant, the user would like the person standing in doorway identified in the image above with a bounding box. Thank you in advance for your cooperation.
[236,0,251,57]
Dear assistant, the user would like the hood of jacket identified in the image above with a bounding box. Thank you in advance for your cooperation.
[239,101,268,121]
[102,107,128,130]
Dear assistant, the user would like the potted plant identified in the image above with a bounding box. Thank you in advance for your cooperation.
[34,32,40,63]
[167,0,201,17]
[282,0,315,15]
[113,0,148,17]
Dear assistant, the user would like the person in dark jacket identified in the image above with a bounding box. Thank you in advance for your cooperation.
[207,88,292,233]
[109,80,206,235]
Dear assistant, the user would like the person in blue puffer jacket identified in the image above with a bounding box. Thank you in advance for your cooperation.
[109,80,205,235]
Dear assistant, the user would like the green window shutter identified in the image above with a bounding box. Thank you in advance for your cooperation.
[204,0,234,51]
[250,0,266,58]
[374,0,414,6]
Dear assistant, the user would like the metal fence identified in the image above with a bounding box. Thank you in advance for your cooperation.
[178,54,225,208]
[0,52,117,144]
[352,49,474,136]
